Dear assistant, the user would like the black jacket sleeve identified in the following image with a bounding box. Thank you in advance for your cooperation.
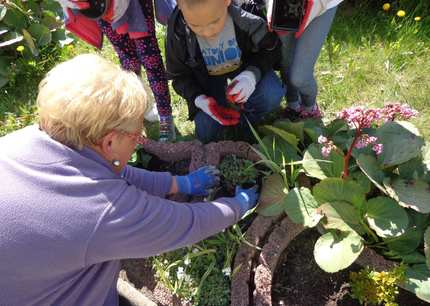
[165,11,204,118]
[231,5,281,81]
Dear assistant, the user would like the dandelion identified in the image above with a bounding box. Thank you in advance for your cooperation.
[414,16,421,21]
[397,10,406,17]
[382,3,390,11]
[16,45,25,52]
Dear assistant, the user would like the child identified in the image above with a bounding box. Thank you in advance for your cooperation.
[57,0,176,141]
[165,0,285,143]
[266,0,344,119]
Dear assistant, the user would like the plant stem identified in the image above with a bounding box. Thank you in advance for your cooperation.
[342,128,361,178]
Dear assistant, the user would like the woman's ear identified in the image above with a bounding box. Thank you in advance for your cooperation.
[98,131,117,158]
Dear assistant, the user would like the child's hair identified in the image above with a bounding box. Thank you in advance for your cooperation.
[178,0,211,8]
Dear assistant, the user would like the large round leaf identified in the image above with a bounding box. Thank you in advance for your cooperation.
[28,23,51,46]
[314,231,364,273]
[0,4,7,22]
[302,144,344,180]
[385,227,423,254]
[313,178,366,209]
[402,264,430,303]
[366,197,409,238]
[348,171,372,195]
[376,121,424,168]
[318,203,355,232]
[384,177,430,213]
[257,173,287,216]
[356,154,387,194]
[3,9,27,30]
[284,187,322,227]
[425,227,430,270]
[327,201,365,235]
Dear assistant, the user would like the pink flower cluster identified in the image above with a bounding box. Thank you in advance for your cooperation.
[318,135,336,157]
[337,103,418,130]
[355,134,384,155]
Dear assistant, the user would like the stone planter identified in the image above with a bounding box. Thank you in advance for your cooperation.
[119,139,261,306]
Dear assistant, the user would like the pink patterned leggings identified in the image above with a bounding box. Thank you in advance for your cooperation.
[98,0,172,117]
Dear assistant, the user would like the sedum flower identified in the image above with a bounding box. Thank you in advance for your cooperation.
[397,10,406,17]
[382,3,390,11]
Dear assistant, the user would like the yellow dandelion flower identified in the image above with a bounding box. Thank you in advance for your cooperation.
[397,10,406,17]
[16,45,25,52]
[382,3,390,11]
[415,16,421,21]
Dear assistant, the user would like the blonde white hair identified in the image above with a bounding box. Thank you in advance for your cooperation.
[37,53,148,149]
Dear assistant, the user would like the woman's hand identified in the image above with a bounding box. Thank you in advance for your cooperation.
[175,166,220,196]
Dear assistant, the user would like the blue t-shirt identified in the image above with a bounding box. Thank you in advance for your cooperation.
[196,14,242,76]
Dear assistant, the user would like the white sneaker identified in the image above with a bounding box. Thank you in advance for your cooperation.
[144,104,159,122]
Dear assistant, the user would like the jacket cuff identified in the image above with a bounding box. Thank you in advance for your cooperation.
[245,66,261,83]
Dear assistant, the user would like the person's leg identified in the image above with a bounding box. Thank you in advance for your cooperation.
[279,33,300,111]
[134,0,174,141]
[194,111,226,144]
[287,6,338,110]
[241,69,285,124]
[98,19,142,74]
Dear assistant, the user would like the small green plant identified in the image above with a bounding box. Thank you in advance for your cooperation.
[152,224,246,306]
[350,265,406,306]
[218,154,258,190]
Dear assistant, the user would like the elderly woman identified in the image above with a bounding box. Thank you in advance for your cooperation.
[0,54,257,306]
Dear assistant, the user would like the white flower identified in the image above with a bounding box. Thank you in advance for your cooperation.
[192,248,199,254]
[176,267,185,279]
[184,257,191,266]
[222,267,231,276]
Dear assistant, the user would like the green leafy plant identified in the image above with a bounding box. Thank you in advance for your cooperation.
[350,265,406,306]
[250,104,430,303]
[0,0,73,87]
[218,154,259,191]
[152,224,247,306]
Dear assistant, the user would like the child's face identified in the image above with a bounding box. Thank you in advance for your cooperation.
[180,0,231,40]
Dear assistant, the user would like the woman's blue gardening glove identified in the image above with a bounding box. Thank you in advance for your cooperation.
[176,166,220,196]
[234,185,259,216]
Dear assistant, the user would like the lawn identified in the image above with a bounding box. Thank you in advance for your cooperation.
[0,3,429,305]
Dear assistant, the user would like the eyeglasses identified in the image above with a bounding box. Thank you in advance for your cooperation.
[117,129,148,145]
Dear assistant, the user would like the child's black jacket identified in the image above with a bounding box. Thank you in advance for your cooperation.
[165,4,281,120]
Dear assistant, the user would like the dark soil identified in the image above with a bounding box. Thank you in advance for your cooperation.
[272,229,429,306]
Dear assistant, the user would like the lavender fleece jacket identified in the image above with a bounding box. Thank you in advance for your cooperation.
[0,125,242,306]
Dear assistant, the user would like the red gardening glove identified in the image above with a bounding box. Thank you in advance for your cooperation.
[57,0,90,10]
[195,95,240,126]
